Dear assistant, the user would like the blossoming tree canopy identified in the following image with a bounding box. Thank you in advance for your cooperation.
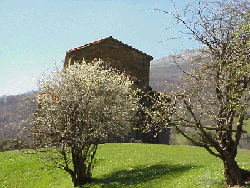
[34,60,139,186]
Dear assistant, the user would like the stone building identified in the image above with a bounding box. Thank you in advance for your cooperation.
[64,36,153,91]
[64,36,170,144]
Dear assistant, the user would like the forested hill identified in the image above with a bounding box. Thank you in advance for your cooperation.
[0,91,37,139]
[149,49,201,92]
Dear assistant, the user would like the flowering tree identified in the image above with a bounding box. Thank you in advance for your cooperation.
[145,0,250,186]
[34,60,138,186]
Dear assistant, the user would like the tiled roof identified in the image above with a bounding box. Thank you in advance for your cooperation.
[66,36,153,60]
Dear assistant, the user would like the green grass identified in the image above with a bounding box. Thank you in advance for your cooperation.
[1,144,250,188]
[244,118,250,134]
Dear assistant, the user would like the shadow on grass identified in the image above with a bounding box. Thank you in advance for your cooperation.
[85,162,201,187]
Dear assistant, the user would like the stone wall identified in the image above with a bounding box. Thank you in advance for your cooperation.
[65,37,152,91]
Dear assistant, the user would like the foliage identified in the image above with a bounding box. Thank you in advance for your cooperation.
[2,144,250,188]
[0,136,32,152]
[33,60,138,186]
[146,0,250,186]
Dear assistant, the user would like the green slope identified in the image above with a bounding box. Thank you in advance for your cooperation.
[1,144,250,188]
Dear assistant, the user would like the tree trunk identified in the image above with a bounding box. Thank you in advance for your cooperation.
[218,137,250,187]
[223,159,244,187]
[71,146,91,187]
[221,151,250,187]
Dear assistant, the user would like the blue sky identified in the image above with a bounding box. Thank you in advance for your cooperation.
[0,0,196,96]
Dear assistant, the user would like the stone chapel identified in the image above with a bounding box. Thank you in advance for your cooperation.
[64,36,170,144]
[64,36,153,91]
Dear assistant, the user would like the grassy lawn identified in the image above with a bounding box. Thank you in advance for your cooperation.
[1,144,250,188]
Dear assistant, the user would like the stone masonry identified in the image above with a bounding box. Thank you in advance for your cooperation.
[64,36,153,91]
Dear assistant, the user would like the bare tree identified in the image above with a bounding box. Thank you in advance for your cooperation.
[33,60,138,186]
[145,0,250,186]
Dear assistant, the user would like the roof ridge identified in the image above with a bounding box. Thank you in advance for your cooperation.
[66,36,153,59]
[67,36,112,52]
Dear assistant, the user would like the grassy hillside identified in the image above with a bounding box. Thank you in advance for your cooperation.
[1,144,250,188]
